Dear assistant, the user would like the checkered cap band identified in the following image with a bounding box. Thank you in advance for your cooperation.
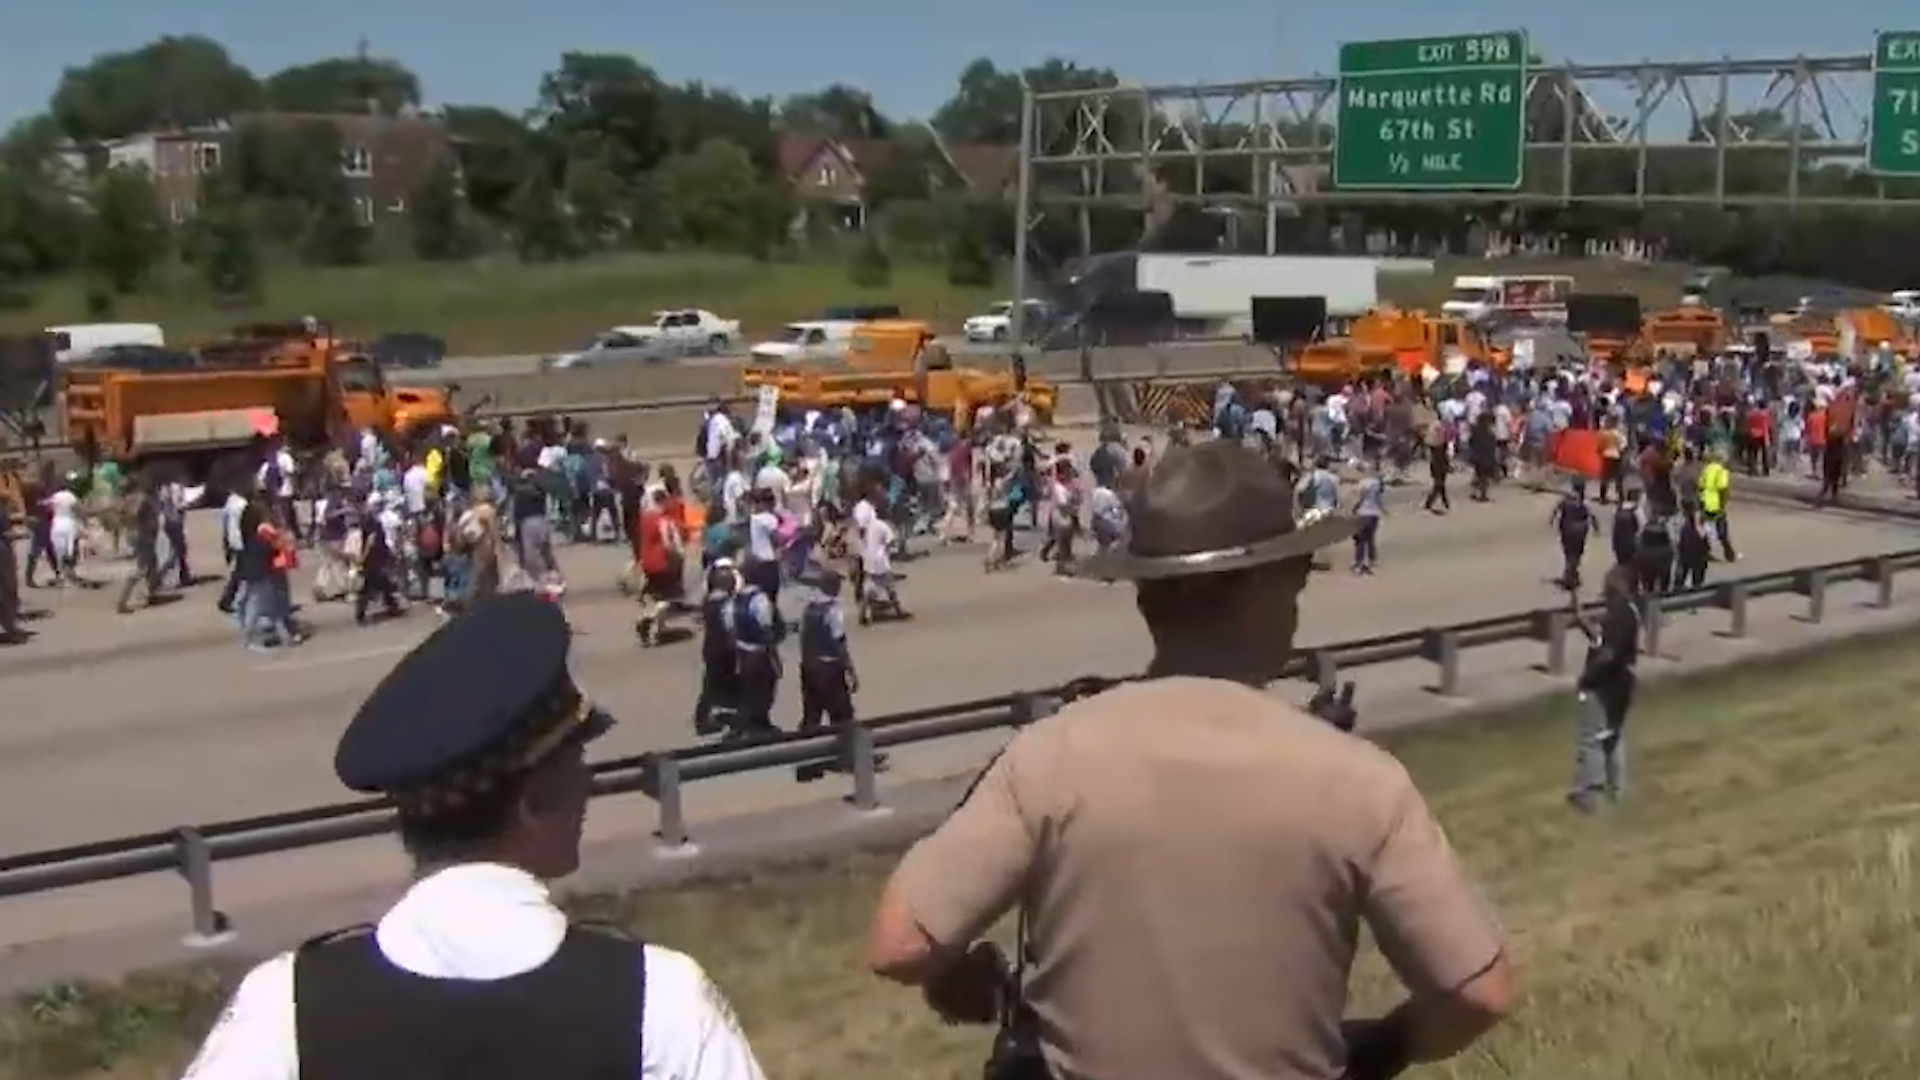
[394,681,594,816]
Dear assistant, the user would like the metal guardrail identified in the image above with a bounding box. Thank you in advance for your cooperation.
[7,547,1915,947]
[12,366,1277,459]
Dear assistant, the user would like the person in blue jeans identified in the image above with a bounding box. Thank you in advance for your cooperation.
[1350,464,1385,574]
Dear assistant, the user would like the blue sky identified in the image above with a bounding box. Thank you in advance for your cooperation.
[0,0,1909,126]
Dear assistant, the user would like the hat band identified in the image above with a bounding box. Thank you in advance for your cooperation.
[1122,540,1290,573]
[394,688,597,817]
[516,691,597,771]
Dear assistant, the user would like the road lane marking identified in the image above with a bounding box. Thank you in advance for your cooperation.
[250,640,420,672]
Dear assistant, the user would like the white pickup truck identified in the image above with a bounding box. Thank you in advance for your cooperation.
[627,308,742,353]
[748,321,858,363]
[1883,291,1920,322]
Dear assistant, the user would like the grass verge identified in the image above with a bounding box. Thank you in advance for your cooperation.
[0,256,998,355]
[0,254,1690,359]
[6,628,1916,1080]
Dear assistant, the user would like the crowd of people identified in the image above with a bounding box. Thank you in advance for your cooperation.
[6,336,1903,656]
[18,329,1902,1080]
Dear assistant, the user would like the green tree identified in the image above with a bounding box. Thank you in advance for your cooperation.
[780,84,891,140]
[50,35,261,141]
[945,228,996,287]
[509,168,572,263]
[302,176,371,267]
[442,105,538,221]
[563,151,628,250]
[849,231,892,288]
[183,167,261,299]
[264,55,421,115]
[0,171,40,308]
[83,168,169,294]
[0,122,84,278]
[650,138,783,255]
[535,53,669,184]
[410,159,473,261]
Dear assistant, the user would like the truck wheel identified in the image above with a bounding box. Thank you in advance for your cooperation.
[708,334,730,354]
[993,326,1009,341]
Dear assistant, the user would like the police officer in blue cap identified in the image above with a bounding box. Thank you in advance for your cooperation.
[178,593,769,1080]
[694,558,743,738]
[722,558,784,739]
[797,568,858,733]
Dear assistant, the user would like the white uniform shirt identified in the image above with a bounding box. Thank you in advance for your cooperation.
[257,450,296,498]
[180,863,767,1080]
[401,463,431,514]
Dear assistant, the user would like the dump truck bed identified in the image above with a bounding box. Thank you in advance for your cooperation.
[64,366,330,459]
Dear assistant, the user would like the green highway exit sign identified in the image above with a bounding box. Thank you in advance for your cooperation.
[1334,31,1528,191]
[1869,30,1920,177]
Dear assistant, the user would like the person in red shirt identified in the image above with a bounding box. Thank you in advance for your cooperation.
[634,489,686,647]
[1742,405,1772,477]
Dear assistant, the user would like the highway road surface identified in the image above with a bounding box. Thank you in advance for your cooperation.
[0,489,1907,952]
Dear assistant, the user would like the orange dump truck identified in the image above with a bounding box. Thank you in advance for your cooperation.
[63,324,457,480]
[741,319,1056,427]
[1837,308,1917,358]
[1642,307,1728,356]
[1292,309,1505,386]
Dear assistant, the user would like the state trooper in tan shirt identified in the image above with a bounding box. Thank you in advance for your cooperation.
[865,441,1515,1080]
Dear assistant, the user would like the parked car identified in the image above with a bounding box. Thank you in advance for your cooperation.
[367,331,447,370]
[626,308,742,352]
[747,321,860,363]
[963,300,1050,343]
[540,329,684,371]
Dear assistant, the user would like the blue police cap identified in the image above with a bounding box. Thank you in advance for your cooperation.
[335,593,613,814]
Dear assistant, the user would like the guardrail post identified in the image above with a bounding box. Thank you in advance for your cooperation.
[173,827,235,950]
[1018,693,1059,725]
[643,755,698,857]
[1720,580,1749,638]
[1312,649,1339,690]
[1542,610,1570,676]
[1640,596,1664,658]
[843,724,889,817]
[1798,568,1829,624]
[1424,629,1462,697]
[1869,555,1896,609]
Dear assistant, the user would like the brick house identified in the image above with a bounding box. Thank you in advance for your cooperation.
[89,111,459,226]
[776,132,1021,234]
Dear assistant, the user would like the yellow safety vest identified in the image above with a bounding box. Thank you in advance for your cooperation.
[1700,463,1729,515]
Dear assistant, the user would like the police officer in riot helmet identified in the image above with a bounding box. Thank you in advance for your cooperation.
[864,440,1513,1080]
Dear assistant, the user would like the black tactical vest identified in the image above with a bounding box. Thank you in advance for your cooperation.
[701,592,733,664]
[800,599,843,664]
[293,926,643,1080]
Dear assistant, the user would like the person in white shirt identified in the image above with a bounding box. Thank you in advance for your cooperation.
[401,459,431,517]
[258,443,300,541]
[43,484,82,585]
[719,455,751,526]
[857,513,904,623]
[178,594,768,1080]
[752,453,791,503]
[217,486,252,613]
[702,406,739,464]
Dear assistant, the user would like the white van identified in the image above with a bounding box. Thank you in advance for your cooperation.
[747,320,858,363]
[1439,276,1573,324]
[47,323,165,364]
